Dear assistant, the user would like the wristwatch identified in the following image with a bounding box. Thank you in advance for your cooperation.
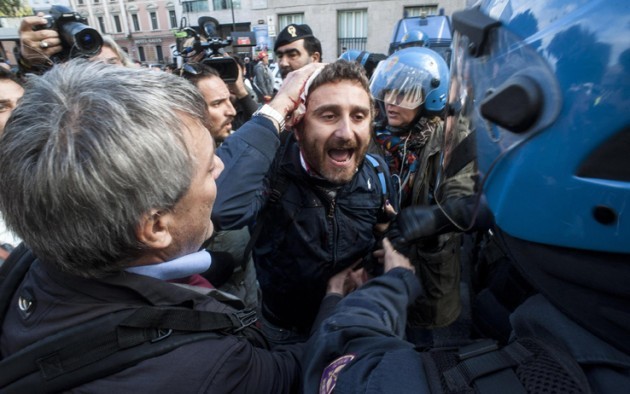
[253,104,285,131]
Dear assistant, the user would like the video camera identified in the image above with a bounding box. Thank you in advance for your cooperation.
[176,16,238,83]
[33,5,103,61]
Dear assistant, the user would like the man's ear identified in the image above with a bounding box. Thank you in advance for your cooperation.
[311,52,321,63]
[136,209,173,250]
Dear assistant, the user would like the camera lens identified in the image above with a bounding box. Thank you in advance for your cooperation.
[74,27,103,54]
[61,22,103,56]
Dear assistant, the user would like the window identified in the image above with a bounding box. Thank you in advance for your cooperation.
[278,13,304,30]
[93,0,100,4]
[113,15,122,33]
[213,0,240,11]
[138,46,145,62]
[97,16,106,33]
[182,0,208,13]
[131,14,140,31]
[156,46,164,62]
[337,9,367,56]
[150,12,158,30]
[77,0,84,5]
[169,10,177,29]
[404,5,439,17]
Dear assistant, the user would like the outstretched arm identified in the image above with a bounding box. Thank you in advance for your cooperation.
[303,239,421,393]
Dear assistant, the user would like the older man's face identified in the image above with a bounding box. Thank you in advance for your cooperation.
[0,79,24,134]
[295,80,372,184]
[166,116,224,256]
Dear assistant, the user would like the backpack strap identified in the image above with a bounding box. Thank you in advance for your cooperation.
[0,306,262,393]
[442,130,476,180]
[365,153,398,223]
[364,153,388,203]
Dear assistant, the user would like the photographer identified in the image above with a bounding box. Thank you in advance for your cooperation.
[18,8,114,75]
[18,13,63,74]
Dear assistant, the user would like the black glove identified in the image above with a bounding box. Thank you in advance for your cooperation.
[397,205,452,244]
[397,197,494,243]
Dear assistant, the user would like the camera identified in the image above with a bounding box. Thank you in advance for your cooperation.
[197,16,239,83]
[175,16,239,83]
[34,5,103,61]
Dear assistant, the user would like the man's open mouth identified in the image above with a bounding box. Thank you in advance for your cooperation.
[328,148,354,165]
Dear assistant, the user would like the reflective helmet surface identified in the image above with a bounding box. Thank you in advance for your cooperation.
[339,49,369,66]
[440,0,630,253]
[369,47,449,114]
[398,28,429,50]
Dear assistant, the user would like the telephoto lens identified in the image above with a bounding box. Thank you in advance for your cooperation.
[65,24,103,55]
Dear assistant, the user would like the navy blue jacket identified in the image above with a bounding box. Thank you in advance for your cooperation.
[302,267,426,394]
[214,117,396,332]
[302,269,630,394]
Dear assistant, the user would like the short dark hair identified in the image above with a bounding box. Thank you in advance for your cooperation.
[178,62,221,86]
[231,55,245,69]
[303,36,323,60]
[0,67,23,86]
[308,60,370,98]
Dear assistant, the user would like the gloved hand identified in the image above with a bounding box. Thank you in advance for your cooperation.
[396,205,450,244]
[397,197,494,243]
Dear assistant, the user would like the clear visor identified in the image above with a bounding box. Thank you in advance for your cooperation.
[370,58,439,110]
[434,24,561,230]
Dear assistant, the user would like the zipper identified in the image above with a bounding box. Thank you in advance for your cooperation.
[328,197,338,267]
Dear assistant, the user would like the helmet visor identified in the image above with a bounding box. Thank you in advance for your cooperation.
[370,56,439,110]
[434,19,561,230]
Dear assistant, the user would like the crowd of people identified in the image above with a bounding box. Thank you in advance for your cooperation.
[0,0,628,392]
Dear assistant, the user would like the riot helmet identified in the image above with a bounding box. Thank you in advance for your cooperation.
[339,49,386,79]
[436,0,629,255]
[370,47,449,115]
[397,28,429,50]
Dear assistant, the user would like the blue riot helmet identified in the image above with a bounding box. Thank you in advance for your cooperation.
[339,49,366,64]
[397,28,429,50]
[339,49,386,79]
[369,47,449,116]
[431,0,630,358]
[436,0,629,252]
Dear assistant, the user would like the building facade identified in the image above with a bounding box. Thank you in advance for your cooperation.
[21,0,467,65]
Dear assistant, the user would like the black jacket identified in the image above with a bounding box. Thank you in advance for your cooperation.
[214,118,396,333]
[0,259,303,393]
[255,137,395,332]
